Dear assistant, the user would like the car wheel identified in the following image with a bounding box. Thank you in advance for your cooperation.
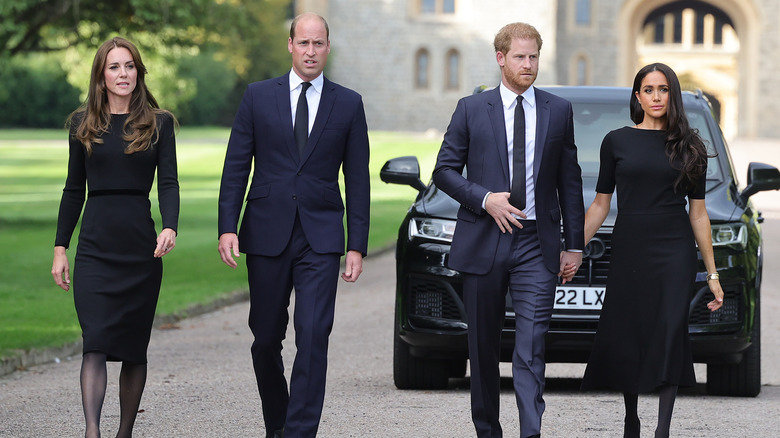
[706,297,761,397]
[393,320,449,390]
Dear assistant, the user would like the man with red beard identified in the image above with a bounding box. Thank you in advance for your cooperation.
[432,22,584,438]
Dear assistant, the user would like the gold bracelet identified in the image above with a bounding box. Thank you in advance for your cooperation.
[706,272,719,281]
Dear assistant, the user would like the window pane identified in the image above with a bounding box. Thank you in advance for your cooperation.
[421,0,435,14]
[443,0,455,13]
[416,51,429,88]
[576,58,587,86]
[448,51,459,89]
[575,0,591,25]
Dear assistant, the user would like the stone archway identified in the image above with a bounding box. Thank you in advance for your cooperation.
[617,0,761,139]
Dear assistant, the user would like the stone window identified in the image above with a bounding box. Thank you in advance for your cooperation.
[575,56,589,85]
[415,49,430,89]
[419,0,455,15]
[575,0,591,25]
[446,49,460,90]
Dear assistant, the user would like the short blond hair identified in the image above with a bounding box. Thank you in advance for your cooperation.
[493,22,543,54]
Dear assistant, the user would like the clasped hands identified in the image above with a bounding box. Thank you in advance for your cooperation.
[485,192,581,284]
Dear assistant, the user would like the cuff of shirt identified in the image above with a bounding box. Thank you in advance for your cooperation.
[482,191,491,211]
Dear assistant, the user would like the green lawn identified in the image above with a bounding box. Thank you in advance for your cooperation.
[0,128,442,358]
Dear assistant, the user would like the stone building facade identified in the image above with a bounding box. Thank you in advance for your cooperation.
[297,0,780,139]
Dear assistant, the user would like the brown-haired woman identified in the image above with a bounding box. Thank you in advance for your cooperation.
[51,36,179,438]
[580,63,724,438]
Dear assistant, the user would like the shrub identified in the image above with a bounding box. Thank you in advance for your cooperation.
[0,55,82,128]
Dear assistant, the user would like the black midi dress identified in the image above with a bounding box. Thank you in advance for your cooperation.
[581,126,705,393]
[55,113,179,364]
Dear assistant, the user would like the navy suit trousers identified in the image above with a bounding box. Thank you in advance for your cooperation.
[463,222,556,438]
[246,214,340,437]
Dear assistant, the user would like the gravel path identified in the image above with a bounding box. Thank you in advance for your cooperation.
[1,138,779,437]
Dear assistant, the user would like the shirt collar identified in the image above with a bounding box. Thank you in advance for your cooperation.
[499,83,536,110]
[289,70,324,94]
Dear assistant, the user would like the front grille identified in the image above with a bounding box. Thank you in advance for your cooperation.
[689,285,743,325]
[408,275,463,320]
[566,231,612,285]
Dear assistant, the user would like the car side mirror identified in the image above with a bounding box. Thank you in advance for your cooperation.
[740,162,780,202]
[380,156,427,192]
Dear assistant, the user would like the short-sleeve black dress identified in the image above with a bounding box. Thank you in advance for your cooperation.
[55,113,179,364]
[581,126,705,393]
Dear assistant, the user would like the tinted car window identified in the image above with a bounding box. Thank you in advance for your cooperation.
[569,103,630,177]
[570,100,722,190]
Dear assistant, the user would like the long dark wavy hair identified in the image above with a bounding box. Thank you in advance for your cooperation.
[630,62,710,193]
[67,37,176,155]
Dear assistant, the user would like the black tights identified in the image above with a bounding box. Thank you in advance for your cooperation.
[80,352,148,438]
[622,385,678,438]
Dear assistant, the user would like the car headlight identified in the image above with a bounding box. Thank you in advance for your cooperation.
[409,217,456,242]
[711,223,747,248]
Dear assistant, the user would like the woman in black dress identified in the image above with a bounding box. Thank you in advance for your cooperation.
[51,37,179,438]
[580,63,723,438]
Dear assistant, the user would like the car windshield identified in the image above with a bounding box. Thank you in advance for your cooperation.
[570,100,722,190]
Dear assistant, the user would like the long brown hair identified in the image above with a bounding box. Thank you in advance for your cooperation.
[67,37,175,155]
[630,63,710,192]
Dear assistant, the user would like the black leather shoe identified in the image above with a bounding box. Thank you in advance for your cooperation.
[266,429,284,438]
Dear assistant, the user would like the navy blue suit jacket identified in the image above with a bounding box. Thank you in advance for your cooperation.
[433,86,584,275]
[218,74,370,257]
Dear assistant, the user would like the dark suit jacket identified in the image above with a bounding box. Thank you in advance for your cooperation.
[218,74,370,257]
[433,86,584,275]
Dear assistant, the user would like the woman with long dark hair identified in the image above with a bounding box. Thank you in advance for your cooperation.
[51,36,179,438]
[580,63,723,437]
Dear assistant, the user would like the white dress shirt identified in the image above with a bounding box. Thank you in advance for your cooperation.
[498,83,537,220]
[289,70,324,135]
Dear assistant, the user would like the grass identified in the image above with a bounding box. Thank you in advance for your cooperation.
[0,128,442,358]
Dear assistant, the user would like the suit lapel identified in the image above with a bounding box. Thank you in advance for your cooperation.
[534,88,550,183]
[276,76,300,163]
[487,88,510,183]
[299,78,336,166]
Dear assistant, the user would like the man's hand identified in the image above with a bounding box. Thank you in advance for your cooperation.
[341,250,363,282]
[218,233,240,268]
[484,192,526,233]
[558,251,583,284]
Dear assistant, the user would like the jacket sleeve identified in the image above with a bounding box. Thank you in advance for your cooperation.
[218,86,256,237]
[342,96,371,256]
[432,98,490,215]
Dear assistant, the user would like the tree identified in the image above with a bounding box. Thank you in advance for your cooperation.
[0,0,218,57]
[0,0,293,126]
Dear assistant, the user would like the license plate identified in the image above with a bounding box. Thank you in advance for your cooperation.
[554,287,605,310]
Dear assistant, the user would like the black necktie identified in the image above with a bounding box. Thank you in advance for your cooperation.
[509,95,526,210]
[294,82,312,156]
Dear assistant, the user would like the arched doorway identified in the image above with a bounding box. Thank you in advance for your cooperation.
[618,0,761,140]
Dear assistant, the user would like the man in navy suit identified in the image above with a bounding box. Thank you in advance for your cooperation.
[217,13,370,438]
[433,22,584,438]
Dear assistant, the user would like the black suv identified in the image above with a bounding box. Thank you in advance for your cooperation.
[380,86,780,397]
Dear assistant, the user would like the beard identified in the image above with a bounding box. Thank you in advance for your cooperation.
[504,68,538,92]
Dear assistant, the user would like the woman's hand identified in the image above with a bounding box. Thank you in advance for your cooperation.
[52,246,71,291]
[154,228,177,258]
[707,278,724,311]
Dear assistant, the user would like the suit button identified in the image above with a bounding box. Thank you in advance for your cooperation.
[293,195,297,200]
[297,171,302,176]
